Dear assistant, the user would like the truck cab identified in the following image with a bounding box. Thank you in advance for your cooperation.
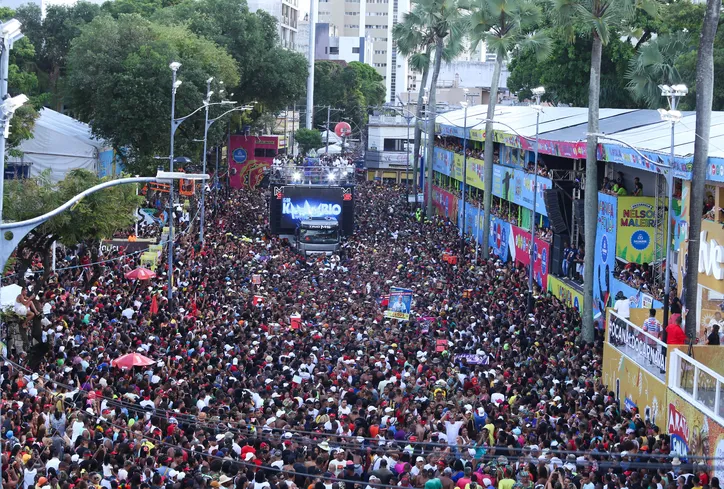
[296,217,340,255]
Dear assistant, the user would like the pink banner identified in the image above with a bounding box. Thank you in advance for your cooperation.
[510,224,551,290]
[432,186,459,221]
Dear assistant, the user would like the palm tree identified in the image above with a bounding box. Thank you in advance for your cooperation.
[409,0,468,217]
[625,32,692,108]
[471,0,550,259]
[393,12,434,206]
[552,0,657,342]
[685,0,721,337]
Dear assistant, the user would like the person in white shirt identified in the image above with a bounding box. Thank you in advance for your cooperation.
[46,451,61,472]
[613,292,630,319]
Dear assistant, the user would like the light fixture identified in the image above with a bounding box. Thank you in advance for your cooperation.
[206,77,214,84]
[173,80,182,90]
[658,108,683,123]
[1,93,28,138]
[460,101,468,109]
[531,86,546,96]
[327,173,336,181]
[169,61,182,72]
[671,84,688,96]
[292,171,302,181]
[1,19,23,44]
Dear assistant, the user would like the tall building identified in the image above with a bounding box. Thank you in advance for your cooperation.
[317,0,409,103]
[247,0,300,50]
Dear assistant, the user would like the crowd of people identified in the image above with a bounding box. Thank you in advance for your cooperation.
[0,179,696,489]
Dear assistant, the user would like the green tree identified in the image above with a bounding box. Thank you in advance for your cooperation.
[65,14,240,175]
[470,0,549,260]
[348,62,386,107]
[15,1,101,107]
[153,0,307,111]
[552,0,658,342]
[294,128,323,156]
[101,0,167,17]
[4,169,142,289]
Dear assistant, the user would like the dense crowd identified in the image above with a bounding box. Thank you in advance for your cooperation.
[0,180,694,489]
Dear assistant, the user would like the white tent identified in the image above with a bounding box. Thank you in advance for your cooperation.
[321,129,342,145]
[7,108,106,182]
[317,144,343,154]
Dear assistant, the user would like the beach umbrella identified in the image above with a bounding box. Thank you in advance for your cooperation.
[125,267,156,280]
[111,353,155,369]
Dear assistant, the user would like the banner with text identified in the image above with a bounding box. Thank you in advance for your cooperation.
[547,275,583,311]
[611,278,664,309]
[510,224,550,290]
[616,196,664,264]
[491,164,551,216]
[488,216,512,262]
[607,311,667,381]
[384,287,413,321]
[594,193,618,319]
[432,186,459,223]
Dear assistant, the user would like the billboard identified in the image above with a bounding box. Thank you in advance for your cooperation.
[510,224,550,290]
[384,287,413,321]
[547,275,583,311]
[279,186,345,229]
[491,165,551,216]
[594,193,617,319]
[616,197,663,264]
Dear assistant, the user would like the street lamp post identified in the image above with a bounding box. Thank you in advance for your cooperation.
[659,83,688,332]
[528,87,545,313]
[167,61,181,307]
[200,77,213,243]
[460,99,469,254]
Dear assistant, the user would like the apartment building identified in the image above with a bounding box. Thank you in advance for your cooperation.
[317,0,409,103]
[248,0,300,50]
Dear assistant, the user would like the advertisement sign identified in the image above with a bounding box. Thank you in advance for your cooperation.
[432,186,459,222]
[547,275,583,311]
[99,239,152,256]
[384,287,413,321]
[454,354,489,365]
[492,132,586,159]
[466,157,486,191]
[279,187,345,228]
[228,135,275,189]
[433,148,454,176]
[488,216,511,262]
[451,153,464,181]
[491,164,551,216]
[696,219,724,292]
[602,342,667,426]
[510,224,550,290]
[667,389,724,479]
[616,197,663,264]
[594,193,617,319]
[707,157,724,182]
[610,278,664,309]
[607,311,667,379]
[598,143,692,180]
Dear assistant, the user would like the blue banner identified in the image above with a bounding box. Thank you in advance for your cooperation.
[491,164,551,216]
[433,147,454,176]
[489,216,511,262]
[594,193,617,320]
[610,278,664,309]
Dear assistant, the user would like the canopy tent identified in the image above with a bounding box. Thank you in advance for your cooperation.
[321,130,342,145]
[317,144,343,155]
[7,108,108,182]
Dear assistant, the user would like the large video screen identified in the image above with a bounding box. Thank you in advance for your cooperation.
[280,187,344,229]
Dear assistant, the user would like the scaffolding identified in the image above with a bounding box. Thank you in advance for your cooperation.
[653,172,667,291]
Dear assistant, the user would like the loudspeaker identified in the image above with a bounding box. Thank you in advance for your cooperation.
[573,199,585,228]
[340,186,355,236]
[269,186,284,234]
[551,233,570,277]
[544,189,568,234]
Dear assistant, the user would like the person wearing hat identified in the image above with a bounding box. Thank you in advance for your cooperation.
[613,292,630,320]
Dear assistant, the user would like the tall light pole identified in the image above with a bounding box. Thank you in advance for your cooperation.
[306,0,316,129]
[167,61,181,307]
[200,77,213,243]
[527,87,545,313]
[659,83,688,331]
[459,99,469,254]
[397,94,414,206]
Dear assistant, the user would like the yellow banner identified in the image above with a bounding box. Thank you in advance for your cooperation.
[470,129,485,141]
[547,275,583,311]
[616,196,663,264]
[668,389,724,474]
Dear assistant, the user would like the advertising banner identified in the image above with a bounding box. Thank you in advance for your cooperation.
[510,224,550,290]
[433,148,454,176]
[466,157,486,191]
[616,197,663,264]
[607,311,667,381]
[594,193,617,319]
[610,278,664,310]
[451,153,464,181]
[432,186,459,222]
[547,275,583,311]
[99,239,152,256]
[488,216,511,262]
[598,143,692,180]
[667,389,724,479]
[491,164,551,216]
[228,135,273,189]
[384,287,413,321]
[279,186,345,228]
[602,342,667,427]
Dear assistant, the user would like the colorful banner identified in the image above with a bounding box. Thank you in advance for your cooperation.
[547,275,583,311]
[667,389,724,478]
[451,153,464,181]
[466,157,485,191]
[510,224,550,290]
[431,186,459,222]
[610,278,664,309]
[488,216,511,262]
[491,164,551,216]
[616,197,663,264]
[597,143,692,180]
[602,342,667,427]
[594,193,617,319]
[384,287,413,321]
[433,147,454,176]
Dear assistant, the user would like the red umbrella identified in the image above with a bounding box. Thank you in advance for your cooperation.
[111,353,156,369]
[125,267,156,280]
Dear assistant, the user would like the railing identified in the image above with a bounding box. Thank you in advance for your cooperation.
[268,164,356,185]
[607,310,668,382]
[668,348,724,425]
[369,115,414,126]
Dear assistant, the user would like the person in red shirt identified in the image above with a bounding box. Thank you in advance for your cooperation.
[666,314,687,345]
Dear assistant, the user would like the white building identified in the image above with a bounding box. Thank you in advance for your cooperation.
[365,113,415,183]
[247,0,300,50]
[317,0,409,103]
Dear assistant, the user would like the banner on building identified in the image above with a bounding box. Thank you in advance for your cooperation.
[607,311,667,379]
[616,197,663,264]
[594,193,617,319]
[432,186,459,222]
[547,275,583,311]
[610,278,664,310]
[384,286,413,321]
[488,216,511,262]
[491,164,551,216]
[510,224,550,290]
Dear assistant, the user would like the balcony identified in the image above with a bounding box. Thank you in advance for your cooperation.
[368,115,414,126]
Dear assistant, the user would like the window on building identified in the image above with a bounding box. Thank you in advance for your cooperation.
[383,138,406,151]
[330,46,339,54]
[352,47,360,53]
[345,11,359,14]
[254,148,266,157]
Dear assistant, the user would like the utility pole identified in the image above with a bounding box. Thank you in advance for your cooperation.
[284,106,289,155]
[325,105,331,154]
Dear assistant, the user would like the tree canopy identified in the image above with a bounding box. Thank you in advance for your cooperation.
[294,128,323,156]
